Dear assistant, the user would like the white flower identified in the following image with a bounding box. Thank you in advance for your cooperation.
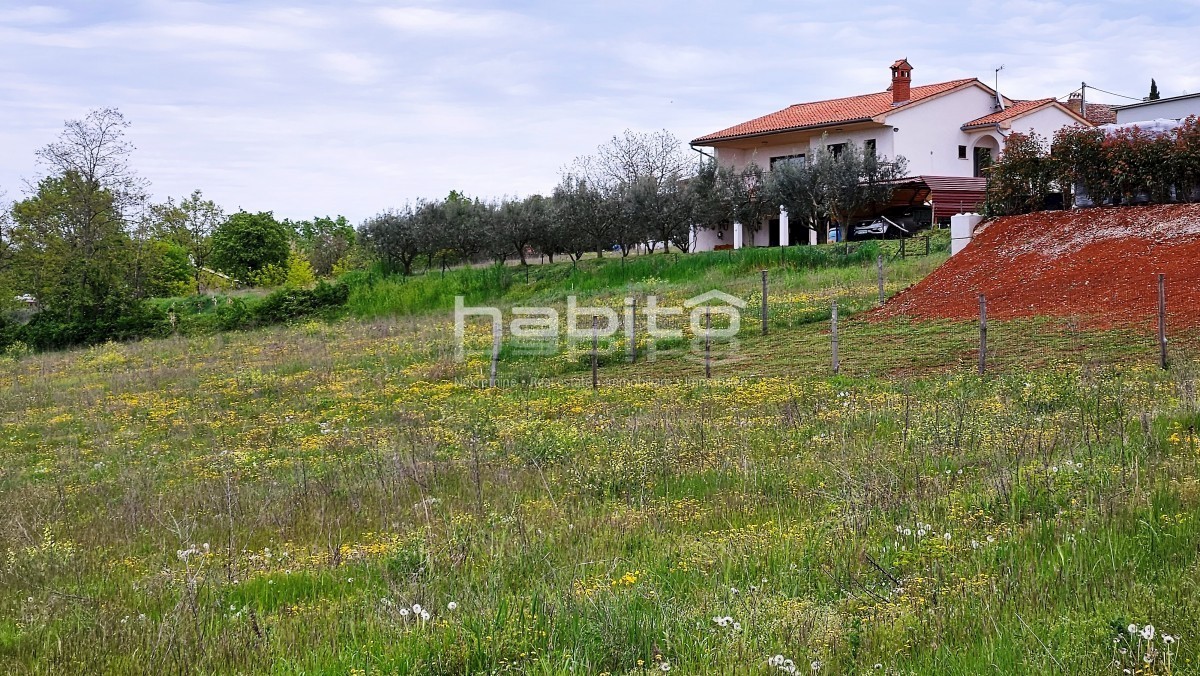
[943,532,951,541]
[732,622,742,632]
[412,604,423,613]
[874,664,883,670]
[917,529,926,537]
[1141,624,1155,641]
[1128,623,1138,634]
[730,587,739,595]
[810,660,822,671]
[399,608,410,617]
[903,528,912,536]
[1163,634,1176,644]
[986,535,995,543]
[659,662,671,672]
[769,655,785,668]
[420,610,430,621]
[971,540,980,549]
[447,601,458,611]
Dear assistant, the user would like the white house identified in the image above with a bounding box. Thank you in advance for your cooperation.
[1114,92,1200,124]
[688,59,1092,251]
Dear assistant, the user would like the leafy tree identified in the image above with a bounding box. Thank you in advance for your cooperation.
[210,211,290,283]
[149,189,224,293]
[358,207,427,276]
[139,239,194,297]
[984,132,1054,215]
[9,108,147,323]
[290,215,354,277]
[765,157,824,239]
[1052,125,1110,206]
[817,141,907,240]
[552,174,611,262]
[1149,79,1161,101]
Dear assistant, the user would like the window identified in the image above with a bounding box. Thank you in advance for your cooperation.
[769,154,806,170]
[864,139,876,157]
[827,143,846,158]
[958,145,968,159]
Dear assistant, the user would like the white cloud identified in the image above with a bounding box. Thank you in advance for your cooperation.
[0,5,70,25]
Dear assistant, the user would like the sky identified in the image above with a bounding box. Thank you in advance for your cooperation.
[3,0,1200,223]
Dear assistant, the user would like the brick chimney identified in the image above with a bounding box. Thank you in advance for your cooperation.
[890,58,913,105]
[1066,92,1083,115]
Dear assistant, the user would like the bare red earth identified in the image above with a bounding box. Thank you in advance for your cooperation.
[873,204,1200,329]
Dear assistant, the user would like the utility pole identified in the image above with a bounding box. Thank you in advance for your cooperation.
[1080,82,1086,120]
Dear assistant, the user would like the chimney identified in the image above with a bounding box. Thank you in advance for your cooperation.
[890,58,913,105]
[1066,92,1083,115]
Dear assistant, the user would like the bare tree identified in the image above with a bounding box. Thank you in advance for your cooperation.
[593,129,691,189]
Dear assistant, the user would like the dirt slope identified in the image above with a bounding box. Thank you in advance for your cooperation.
[873,204,1200,329]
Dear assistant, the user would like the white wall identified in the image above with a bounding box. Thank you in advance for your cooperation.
[1008,105,1083,138]
[1116,96,1200,124]
[888,84,998,176]
[713,126,896,172]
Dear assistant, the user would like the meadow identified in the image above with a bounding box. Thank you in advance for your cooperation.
[2,237,1199,674]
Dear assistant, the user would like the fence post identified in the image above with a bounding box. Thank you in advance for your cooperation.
[900,238,906,259]
[628,297,637,364]
[705,308,712,380]
[761,269,769,336]
[831,299,840,375]
[978,294,987,375]
[489,323,501,388]
[1159,273,1168,370]
[877,254,885,306]
[591,314,599,390]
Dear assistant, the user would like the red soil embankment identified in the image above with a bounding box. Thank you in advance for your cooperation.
[873,204,1200,329]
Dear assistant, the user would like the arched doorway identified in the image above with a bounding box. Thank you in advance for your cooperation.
[971,135,1001,178]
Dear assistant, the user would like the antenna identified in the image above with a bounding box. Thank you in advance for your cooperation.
[994,65,1006,110]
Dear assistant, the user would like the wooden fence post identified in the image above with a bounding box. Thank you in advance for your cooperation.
[1159,273,1168,370]
[831,300,840,375]
[705,309,712,380]
[877,254,885,306]
[761,269,769,336]
[978,294,988,375]
[489,324,501,388]
[900,238,906,259]
[591,314,599,390]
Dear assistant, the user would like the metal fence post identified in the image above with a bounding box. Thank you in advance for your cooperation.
[705,309,712,380]
[1159,273,1168,370]
[978,294,988,375]
[877,254,885,306]
[831,300,840,375]
[761,269,769,336]
[591,314,599,390]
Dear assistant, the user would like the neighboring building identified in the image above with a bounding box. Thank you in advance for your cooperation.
[1065,92,1117,125]
[1113,92,1200,124]
[688,59,1091,250]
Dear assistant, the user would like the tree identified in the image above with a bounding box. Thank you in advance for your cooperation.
[210,211,290,282]
[149,189,224,293]
[552,174,611,263]
[592,129,691,189]
[764,157,824,239]
[290,215,354,277]
[1149,79,1161,101]
[11,108,147,321]
[984,132,1053,215]
[359,207,427,276]
[817,141,908,240]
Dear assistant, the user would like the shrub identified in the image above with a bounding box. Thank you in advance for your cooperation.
[253,281,349,324]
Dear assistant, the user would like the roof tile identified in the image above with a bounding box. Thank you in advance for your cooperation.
[692,78,977,144]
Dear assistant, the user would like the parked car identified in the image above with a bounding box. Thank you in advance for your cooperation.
[849,207,930,240]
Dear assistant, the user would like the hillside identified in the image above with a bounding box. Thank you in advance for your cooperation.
[874,204,1200,329]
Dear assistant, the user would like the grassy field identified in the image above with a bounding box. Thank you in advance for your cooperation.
[2,237,1199,674]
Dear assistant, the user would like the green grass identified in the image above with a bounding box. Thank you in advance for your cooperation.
[2,233,1199,674]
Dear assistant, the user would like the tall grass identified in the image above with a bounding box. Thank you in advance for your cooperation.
[346,239,894,319]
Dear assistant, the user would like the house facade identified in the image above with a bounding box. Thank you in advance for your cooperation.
[1114,92,1200,124]
[688,59,1091,250]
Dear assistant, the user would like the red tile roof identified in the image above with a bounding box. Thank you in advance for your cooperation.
[1083,102,1116,125]
[692,78,978,144]
[961,98,1057,128]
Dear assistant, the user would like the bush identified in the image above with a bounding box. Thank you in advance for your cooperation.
[253,281,349,324]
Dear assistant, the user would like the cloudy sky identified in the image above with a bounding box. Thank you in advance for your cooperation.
[3,0,1199,222]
